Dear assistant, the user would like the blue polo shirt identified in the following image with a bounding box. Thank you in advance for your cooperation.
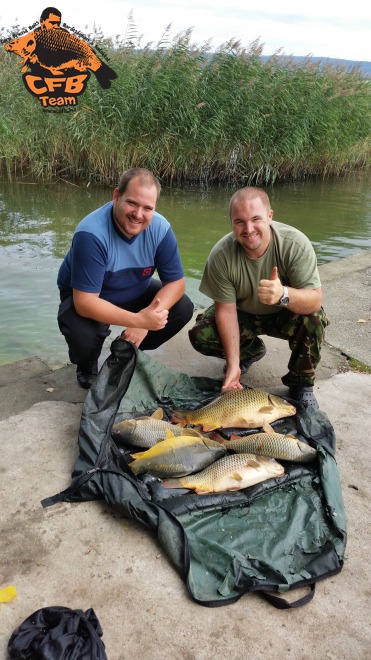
[57,201,184,305]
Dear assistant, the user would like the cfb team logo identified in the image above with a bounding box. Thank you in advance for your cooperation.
[3,6,117,110]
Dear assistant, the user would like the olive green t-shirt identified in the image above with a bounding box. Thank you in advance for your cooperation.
[199,221,321,315]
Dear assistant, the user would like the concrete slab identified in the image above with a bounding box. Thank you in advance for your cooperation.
[320,251,371,366]
[1,374,370,660]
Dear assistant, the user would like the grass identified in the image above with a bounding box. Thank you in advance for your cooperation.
[347,358,371,374]
[0,26,370,186]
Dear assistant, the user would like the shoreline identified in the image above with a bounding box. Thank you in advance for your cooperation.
[1,250,370,420]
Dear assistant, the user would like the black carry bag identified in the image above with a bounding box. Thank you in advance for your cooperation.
[42,339,347,608]
[8,606,107,660]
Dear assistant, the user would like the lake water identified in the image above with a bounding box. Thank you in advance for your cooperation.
[1,172,370,367]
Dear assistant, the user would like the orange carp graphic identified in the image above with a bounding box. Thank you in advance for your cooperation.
[4,7,117,109]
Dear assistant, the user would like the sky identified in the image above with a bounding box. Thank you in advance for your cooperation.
[1,0,370,63]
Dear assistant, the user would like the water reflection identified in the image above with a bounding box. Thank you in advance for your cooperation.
[0,182,110,258]
[270,175,371,262]
[0,173,370,366]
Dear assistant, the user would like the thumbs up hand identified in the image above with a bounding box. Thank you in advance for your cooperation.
[121,298,169,347]
[258,266,284,305]
[138,298,169,329]
[270,266,279,280]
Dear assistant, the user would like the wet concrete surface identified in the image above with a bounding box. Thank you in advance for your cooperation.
[1,251,370,659]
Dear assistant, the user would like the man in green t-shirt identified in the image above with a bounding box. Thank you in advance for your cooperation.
[188,186,329,409]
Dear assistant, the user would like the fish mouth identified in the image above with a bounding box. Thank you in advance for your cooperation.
[269,393,293,406]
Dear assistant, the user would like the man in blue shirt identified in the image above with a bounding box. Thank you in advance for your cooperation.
[57,168,193,388]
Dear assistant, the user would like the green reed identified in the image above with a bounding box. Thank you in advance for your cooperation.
[0,29,370,185]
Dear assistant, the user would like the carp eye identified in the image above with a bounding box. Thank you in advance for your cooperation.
[26,39,34,47]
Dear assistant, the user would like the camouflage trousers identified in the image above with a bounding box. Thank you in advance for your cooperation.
[188,305,330,387]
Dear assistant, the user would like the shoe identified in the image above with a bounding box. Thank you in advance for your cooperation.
[288,386,319,410]
[76,361,98,389]
[223,347,266,374]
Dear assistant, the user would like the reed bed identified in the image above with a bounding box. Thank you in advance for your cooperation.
[0,27,370,185]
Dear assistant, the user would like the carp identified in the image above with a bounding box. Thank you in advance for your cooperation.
[5,28,117,88]
[162,453,285,494]
[112,408,200,448]
[170,388,296,432]
[128,431,226,478]
[217,421,316,463]
[5,33,36,65]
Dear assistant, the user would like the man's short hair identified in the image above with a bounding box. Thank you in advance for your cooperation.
[229,186,271,216]
[117,168,161,199]
[40,7,62,22]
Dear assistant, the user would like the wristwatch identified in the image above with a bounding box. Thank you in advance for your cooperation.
[279,286,290,307]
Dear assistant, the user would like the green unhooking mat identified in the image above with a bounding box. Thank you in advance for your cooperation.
[42,339,347,608]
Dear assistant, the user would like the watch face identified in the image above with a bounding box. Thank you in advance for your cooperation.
[280,287,289,306]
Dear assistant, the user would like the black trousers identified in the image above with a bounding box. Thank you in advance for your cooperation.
[57,281,194,366]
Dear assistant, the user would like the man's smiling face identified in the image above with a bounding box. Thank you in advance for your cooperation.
[231,196,273,258]
[112,178,157,239]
